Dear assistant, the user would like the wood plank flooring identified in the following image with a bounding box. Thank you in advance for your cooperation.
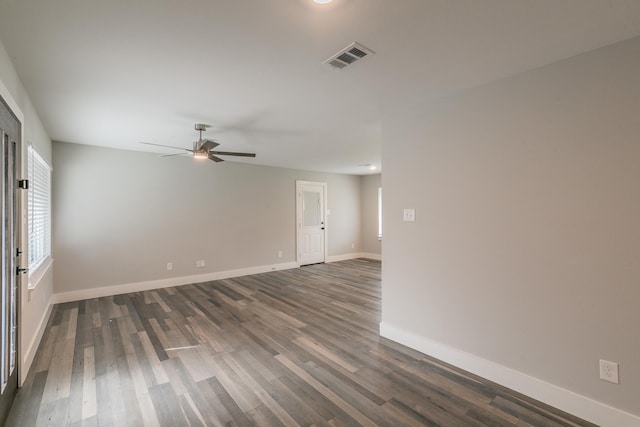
[7,259,598,426]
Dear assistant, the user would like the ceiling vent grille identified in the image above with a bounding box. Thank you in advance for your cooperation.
[323,42,375,70]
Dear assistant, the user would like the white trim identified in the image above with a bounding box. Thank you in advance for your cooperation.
[0,79,25,124]
[326,253,360,263]
[21,293,53,385]
[379,322,640,427]
[1,78,29,390]
[326,252,381,262]
[360,252,381,261]
[54,262,298,304]
[377,186,383,239]
[28,256,53,290]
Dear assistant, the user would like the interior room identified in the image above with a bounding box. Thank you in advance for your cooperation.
[0,1,639,426]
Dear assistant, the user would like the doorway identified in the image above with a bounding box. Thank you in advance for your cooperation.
[0,95,20,425]
[296,181,327,266]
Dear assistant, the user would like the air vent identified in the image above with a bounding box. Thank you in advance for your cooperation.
[323,42,375,70]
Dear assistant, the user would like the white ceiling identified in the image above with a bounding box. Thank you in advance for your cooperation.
[1,0,640,174]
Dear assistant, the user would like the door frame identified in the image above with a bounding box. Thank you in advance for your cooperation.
[0,81,24,426]
[0,80,25,391]
[295,180,328,266]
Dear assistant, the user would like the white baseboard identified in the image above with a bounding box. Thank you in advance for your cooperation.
[379,322,640,427]
[54,262,298,304]
[21,294,54,385]
[326,252,382,263]
[326,253,362,263]
[360,252,382,261]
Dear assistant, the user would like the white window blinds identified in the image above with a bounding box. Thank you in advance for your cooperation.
[28,146,51,269]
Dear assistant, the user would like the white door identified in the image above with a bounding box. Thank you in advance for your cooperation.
[296,181,326,266]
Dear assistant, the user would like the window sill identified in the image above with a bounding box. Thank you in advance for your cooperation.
[28,257,53,290]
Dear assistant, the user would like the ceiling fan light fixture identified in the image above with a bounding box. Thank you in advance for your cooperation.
[193,151,208,160]
[314,0,332,3]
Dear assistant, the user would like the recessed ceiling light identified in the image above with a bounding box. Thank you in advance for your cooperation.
[369,165,378,171]
[314,0,333,3]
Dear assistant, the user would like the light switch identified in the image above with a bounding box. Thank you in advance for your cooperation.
[403,209,416,222]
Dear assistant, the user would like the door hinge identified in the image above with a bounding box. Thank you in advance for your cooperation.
[16,267,28,275]
[18,179,29,189]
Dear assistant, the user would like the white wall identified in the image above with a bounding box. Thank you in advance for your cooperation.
[361,174,381,257]
[52,142,362,295]
[0,39,54,384]
[381,36,640,424]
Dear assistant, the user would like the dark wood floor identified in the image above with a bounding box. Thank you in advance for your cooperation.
[7,259,597,426]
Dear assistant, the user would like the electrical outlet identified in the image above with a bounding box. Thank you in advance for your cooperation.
[351,243,355,249]
[278,250,283,258]
[403,209,416,222]
[166,262,173,271]
[599,359,619,384]
[196,260,205,268]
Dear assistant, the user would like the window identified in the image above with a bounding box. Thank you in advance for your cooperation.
[27,146,51,273]
[377,187,382,239]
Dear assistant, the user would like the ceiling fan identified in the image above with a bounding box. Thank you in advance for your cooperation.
[140,123,256,163]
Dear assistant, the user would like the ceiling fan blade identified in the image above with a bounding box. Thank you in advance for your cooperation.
[208,153,224,162]
[209,151,256,158]
[199,139,219,151]
[160,153,189,157]
[139,141,194,152]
